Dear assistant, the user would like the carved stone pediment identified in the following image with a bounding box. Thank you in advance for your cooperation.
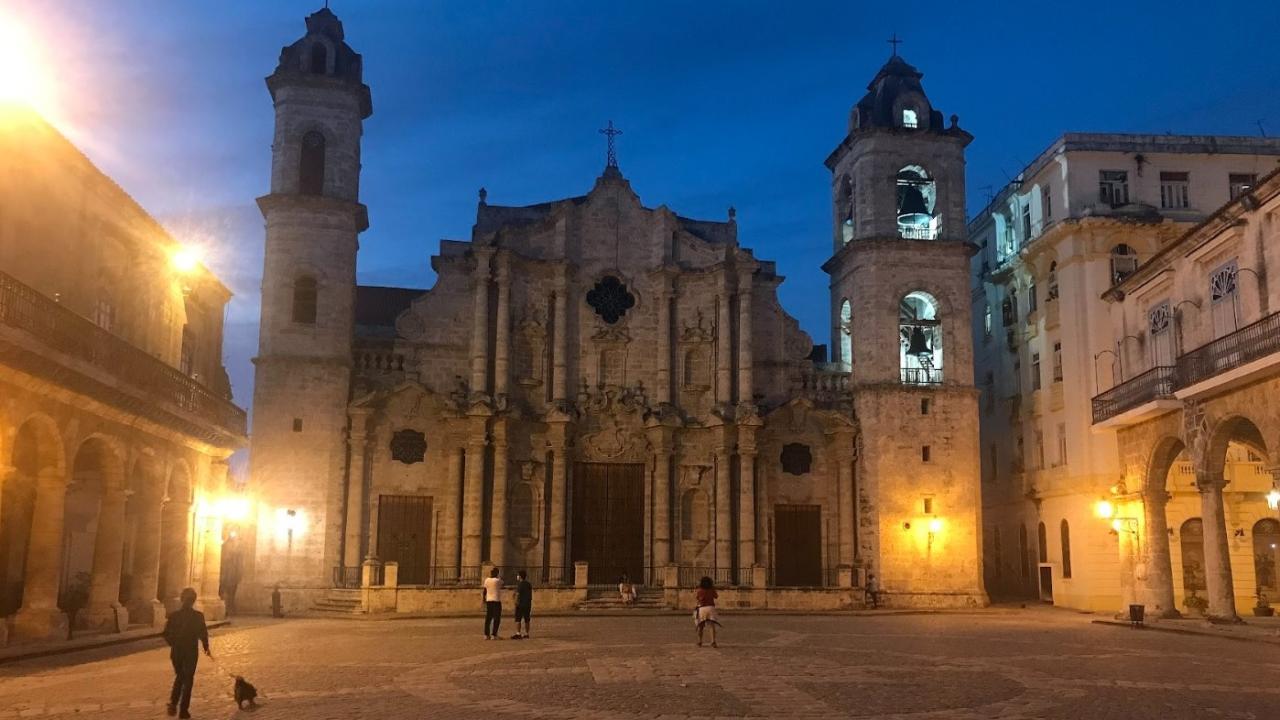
[592,324,632,344]
[680,309,714,343]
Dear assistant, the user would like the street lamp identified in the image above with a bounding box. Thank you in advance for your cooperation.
[170,245,205,274]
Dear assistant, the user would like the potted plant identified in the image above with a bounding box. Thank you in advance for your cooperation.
[1183,591,1208,617]
[1253,590,1275,617]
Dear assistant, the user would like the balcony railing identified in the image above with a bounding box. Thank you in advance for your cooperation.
[0,270,246,436]
[1177,311,1280,389]
[901,367,943,385]
[1090,366,1176,424]
[798,364,851,406]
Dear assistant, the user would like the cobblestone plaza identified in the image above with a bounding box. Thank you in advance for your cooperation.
[1,609,1277,719]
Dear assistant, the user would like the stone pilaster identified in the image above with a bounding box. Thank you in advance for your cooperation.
[469,248,493,394]
[197,459,230,621]
[548,422,569,572]
[1196,472,1239,622]
[714,442,732,569]
[440,446,463,571]
[13,469,70,641]
[737,267,754,406]
[343,411,370,569]
[552,267,569,402]
[461,416,489,570]
[738,431,757,569]
[490,422,509,571]
[716,276,733,404]
[494,252,511,400]
[648,426,673,569]
[655,272,672,405]
[835,430,856,568]
[1140,488,1179,618]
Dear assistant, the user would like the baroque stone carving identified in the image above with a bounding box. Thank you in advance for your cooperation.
[389,429,427,464]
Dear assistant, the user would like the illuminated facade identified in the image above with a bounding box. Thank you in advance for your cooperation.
[970,134,1280,613]
[248,10,985,611]
[0,109,246,644]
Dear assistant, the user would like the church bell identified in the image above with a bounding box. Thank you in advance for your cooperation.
[897,185,932,228]
[907,325,932,357]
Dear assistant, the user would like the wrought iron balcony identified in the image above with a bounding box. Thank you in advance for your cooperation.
[1177,310,1280,390]
[901,367,943,385]
[1090,366,1176,424]
[0,270,246,439]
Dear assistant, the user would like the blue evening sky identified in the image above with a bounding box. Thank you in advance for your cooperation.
[14,0,1280,414]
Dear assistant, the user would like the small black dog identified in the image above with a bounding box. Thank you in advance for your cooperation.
[233,676,258,709]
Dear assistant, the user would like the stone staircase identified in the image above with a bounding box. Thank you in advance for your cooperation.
[577,587,668,611]
[311,588,364,616]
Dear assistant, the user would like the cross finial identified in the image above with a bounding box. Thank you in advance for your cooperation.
[599,120,623,169]
[887,33,902,57]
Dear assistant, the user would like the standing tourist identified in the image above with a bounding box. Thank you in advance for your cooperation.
[695,576,720,648]
[512,569,533,639]
[482,567,504,640]
[163,588,211,719]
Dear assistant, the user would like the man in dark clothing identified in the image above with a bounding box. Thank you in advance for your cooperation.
[512,570,533,639]
[163,587,210,719]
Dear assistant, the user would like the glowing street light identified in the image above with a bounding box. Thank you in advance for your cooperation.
[170,245,205,274]
[0,13,57,118]
[1267,488,1280,511]
[1094,499,1115,520]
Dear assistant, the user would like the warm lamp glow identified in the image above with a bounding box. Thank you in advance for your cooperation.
[171,245,204,274]
[1267,489,1280,510]
[1094,500,1115,519]
[927,517,943,534]
[1110,518,1125,533]
[0,14,56,117]
[216,496,252,523]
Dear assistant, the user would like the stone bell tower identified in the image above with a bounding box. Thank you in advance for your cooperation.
[823,50,987,607]
[248,7,372,593]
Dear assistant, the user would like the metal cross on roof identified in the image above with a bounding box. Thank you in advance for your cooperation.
[887,33,902,57]
[599,120,623,168]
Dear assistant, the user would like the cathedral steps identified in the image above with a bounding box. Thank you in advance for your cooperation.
[577,588,668,611]
[311,589,365,615]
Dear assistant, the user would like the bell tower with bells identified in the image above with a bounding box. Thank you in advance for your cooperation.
[822,44,987,607]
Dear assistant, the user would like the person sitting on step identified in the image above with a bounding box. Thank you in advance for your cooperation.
[618,574,637,605]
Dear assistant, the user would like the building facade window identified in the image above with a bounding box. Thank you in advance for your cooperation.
[1110,244,1138,285]
[299,130,326,195]
[839,299,853,366]
[1031,352,1042,391]
[901,108,918,128]
[94,293,116,332]
[1047,261,1059,300]
[1060,519,1073,579]
[292,275,318,324]
[1209,260,1239,338]
[1099,170,1129,206]
[1052,342,1063,382]
[1028,281,1038,313]
[1149,302,1174,367]
[1160,171,1190,209]
[1041,185,1052,220]
[899,291,943,384]
[1037,522,1048,564]
[1229,173,1257,200]
[179,325,194,376]
[1034,431,1045,469]
[983,303,992,339]
[1056,423,1067,466]
[1021,201,1032,239]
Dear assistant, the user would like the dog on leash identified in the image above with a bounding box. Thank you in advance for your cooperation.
[233,676,259,709]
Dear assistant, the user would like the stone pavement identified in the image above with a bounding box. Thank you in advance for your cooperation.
[0,608,1278,719]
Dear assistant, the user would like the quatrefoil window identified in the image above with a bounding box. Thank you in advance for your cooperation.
[586,276,636,325]
[390,429,427,465]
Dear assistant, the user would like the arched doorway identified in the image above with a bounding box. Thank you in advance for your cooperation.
[1179,518,1206,606]
[64,437,128,630]
[1253,519,1280,601]
[0,419,63,617]
[1200,416,1270,618]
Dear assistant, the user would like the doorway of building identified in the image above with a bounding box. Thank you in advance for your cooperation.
[376,495,432,585]
[1038,565,1054,603]
[571,463,644,585]
[774,504,822,586]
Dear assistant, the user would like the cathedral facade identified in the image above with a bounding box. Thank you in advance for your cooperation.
[247,8,986,610]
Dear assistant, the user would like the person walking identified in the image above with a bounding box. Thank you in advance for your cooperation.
[219,532,243,615]
[511,569,533,639]
[482,567,504,640]
[695,576,721,648]
[163,587,210,719]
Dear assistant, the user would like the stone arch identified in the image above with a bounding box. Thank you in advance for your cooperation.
[64,436,128,628]
[1145,436,1187,494]
[1203,415,1267,480]
[895,164,938,239]
[899,290,943,384]
[157,461,194,604]
[1,415,67,617]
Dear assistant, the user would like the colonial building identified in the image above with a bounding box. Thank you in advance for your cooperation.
[248,9,985,610]
[0,107,246,644]
[969,134,1280,611]
[1098,166,1280,621]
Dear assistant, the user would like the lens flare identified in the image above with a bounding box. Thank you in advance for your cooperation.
[0,13,58,119]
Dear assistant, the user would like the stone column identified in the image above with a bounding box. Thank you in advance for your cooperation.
[13,469,69,641]
[82,482,130,632]
[716,280,733,404]
[470,248,493,395]
[343,413,370,570]
[1117,518,1138,614]
[1140,488,1179,618]
[714,443,732,570]
[489,422,509,572]
[836,432,855,567]
[440,447,463,572]
[461,420,488,570]
[552,268,569,402]
[494,252,511,400]
[738,434,757,570]
[655,273,672,405]
[548,431,569,573]
[1197,473,1239,622]
[737,268,754,406]
[128,489,166,626]
[651,432,672,569]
